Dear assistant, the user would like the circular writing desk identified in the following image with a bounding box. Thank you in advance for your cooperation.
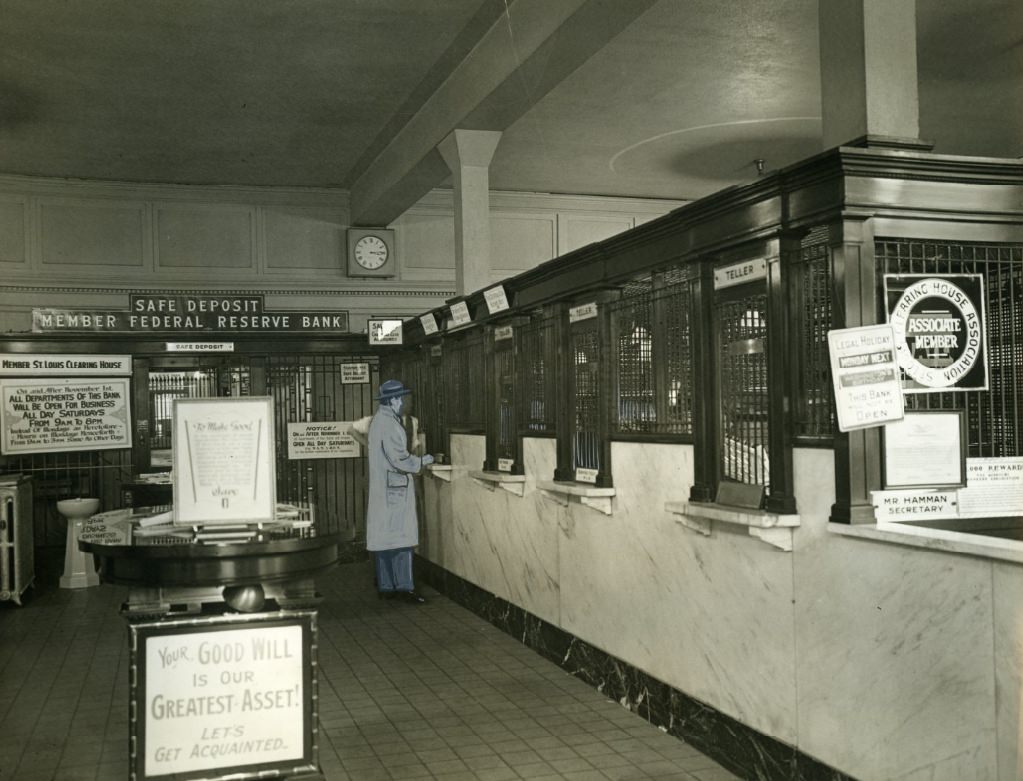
[78,508,340,617]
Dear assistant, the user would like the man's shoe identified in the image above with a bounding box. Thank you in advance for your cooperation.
[401,591,426,604]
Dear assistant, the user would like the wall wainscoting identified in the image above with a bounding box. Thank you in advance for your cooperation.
[415,556,855,781]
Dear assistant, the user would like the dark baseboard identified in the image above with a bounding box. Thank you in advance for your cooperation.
[416,556,856,781]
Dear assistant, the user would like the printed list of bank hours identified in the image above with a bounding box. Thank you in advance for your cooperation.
[1,380,130,453]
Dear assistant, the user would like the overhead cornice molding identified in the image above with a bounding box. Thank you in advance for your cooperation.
[0,284,455,298]
[0,172,351,206]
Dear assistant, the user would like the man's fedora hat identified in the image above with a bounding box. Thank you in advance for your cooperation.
[376,379,413,401]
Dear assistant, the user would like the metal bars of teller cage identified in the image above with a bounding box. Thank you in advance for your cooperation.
[790,226,835,441]
[875,238,1023,458]
[148,369,218,449]
[717,292,770,488]
[495,345,515,460]
[571,326,602,472]
[420,347,445,458]
[441,330,484,432]
[266,355,378,539]
[517,308,559,435]
[609,269,695,436]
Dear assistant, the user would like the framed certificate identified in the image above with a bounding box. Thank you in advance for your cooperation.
[172,397,276,525]
[882,410,966,489]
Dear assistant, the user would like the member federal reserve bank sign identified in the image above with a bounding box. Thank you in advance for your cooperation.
[884,274,987,392]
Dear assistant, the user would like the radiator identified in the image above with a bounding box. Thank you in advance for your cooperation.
[0,474,34,605]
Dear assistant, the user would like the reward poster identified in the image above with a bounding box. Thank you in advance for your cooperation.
[884,274,987,393]
[138,619,310,778]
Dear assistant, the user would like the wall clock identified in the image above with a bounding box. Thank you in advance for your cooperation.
[347,228,396,278]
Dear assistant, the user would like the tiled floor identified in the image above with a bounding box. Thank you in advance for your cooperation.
[0,553,741,781]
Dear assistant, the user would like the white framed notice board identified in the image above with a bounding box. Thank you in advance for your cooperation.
[882,410,966,489]
[172,397,276,525]
[130,611,317,780]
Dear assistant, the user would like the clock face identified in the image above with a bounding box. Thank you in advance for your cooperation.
[354,235,389,270]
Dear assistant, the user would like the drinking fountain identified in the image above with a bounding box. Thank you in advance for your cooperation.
[56,497,101,588]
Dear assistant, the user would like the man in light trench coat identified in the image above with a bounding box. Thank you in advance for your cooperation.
[365,379,433,603]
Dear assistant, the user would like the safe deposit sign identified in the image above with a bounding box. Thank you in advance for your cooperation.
[884,274,987,393]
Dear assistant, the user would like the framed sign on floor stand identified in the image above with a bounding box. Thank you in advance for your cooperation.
[129,611,322,781]
[78,394,337,781]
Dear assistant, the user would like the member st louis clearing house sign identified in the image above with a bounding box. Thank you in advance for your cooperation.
[884,274,988,393]
[32,294,348,333]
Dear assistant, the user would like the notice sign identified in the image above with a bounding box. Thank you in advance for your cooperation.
[166,342,234,353]
[420,313,439,335]
[287,422,360,460]
[827,325,904,432]
[885,274,987,392]
[0,378,131,455]
[340,363,369,384]
[449,301,472,327]
[133,615,314,779]
[173,397,276,525]
[569,302,598,323]
[872,489,958,521]
[368,319,402,346]
[33,293,350,334]
[0,354,131,376]
[883,411,965,489]
[484,285,510,314]
[958,457,1023,518]
[714,258,767,289]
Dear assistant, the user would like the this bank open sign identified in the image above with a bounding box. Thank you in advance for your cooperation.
[884,274,987,393]
[131,613,317,780]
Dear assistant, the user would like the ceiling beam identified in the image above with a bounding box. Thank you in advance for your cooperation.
[348,0,656,227]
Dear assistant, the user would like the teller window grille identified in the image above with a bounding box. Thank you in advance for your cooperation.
[790,226,835,443]
[610,268,695,438]
[716,292,771,490]
[517,308,559,435]
[442,330,485,435]
[558,297,615,487]
[484,325,520,472]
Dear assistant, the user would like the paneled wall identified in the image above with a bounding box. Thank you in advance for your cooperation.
[0,174,683,333]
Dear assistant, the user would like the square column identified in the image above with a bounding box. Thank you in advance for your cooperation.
[819,0,922,148]
[438,129,502,297]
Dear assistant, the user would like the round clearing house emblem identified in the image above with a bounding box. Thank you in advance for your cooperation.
[887,276,985,390]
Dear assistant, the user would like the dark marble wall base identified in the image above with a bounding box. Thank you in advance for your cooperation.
[416,556,857,781]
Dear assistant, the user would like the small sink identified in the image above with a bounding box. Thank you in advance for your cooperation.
[57,497,100,520]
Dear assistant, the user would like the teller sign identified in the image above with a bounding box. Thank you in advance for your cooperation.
[347,228,396,278]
